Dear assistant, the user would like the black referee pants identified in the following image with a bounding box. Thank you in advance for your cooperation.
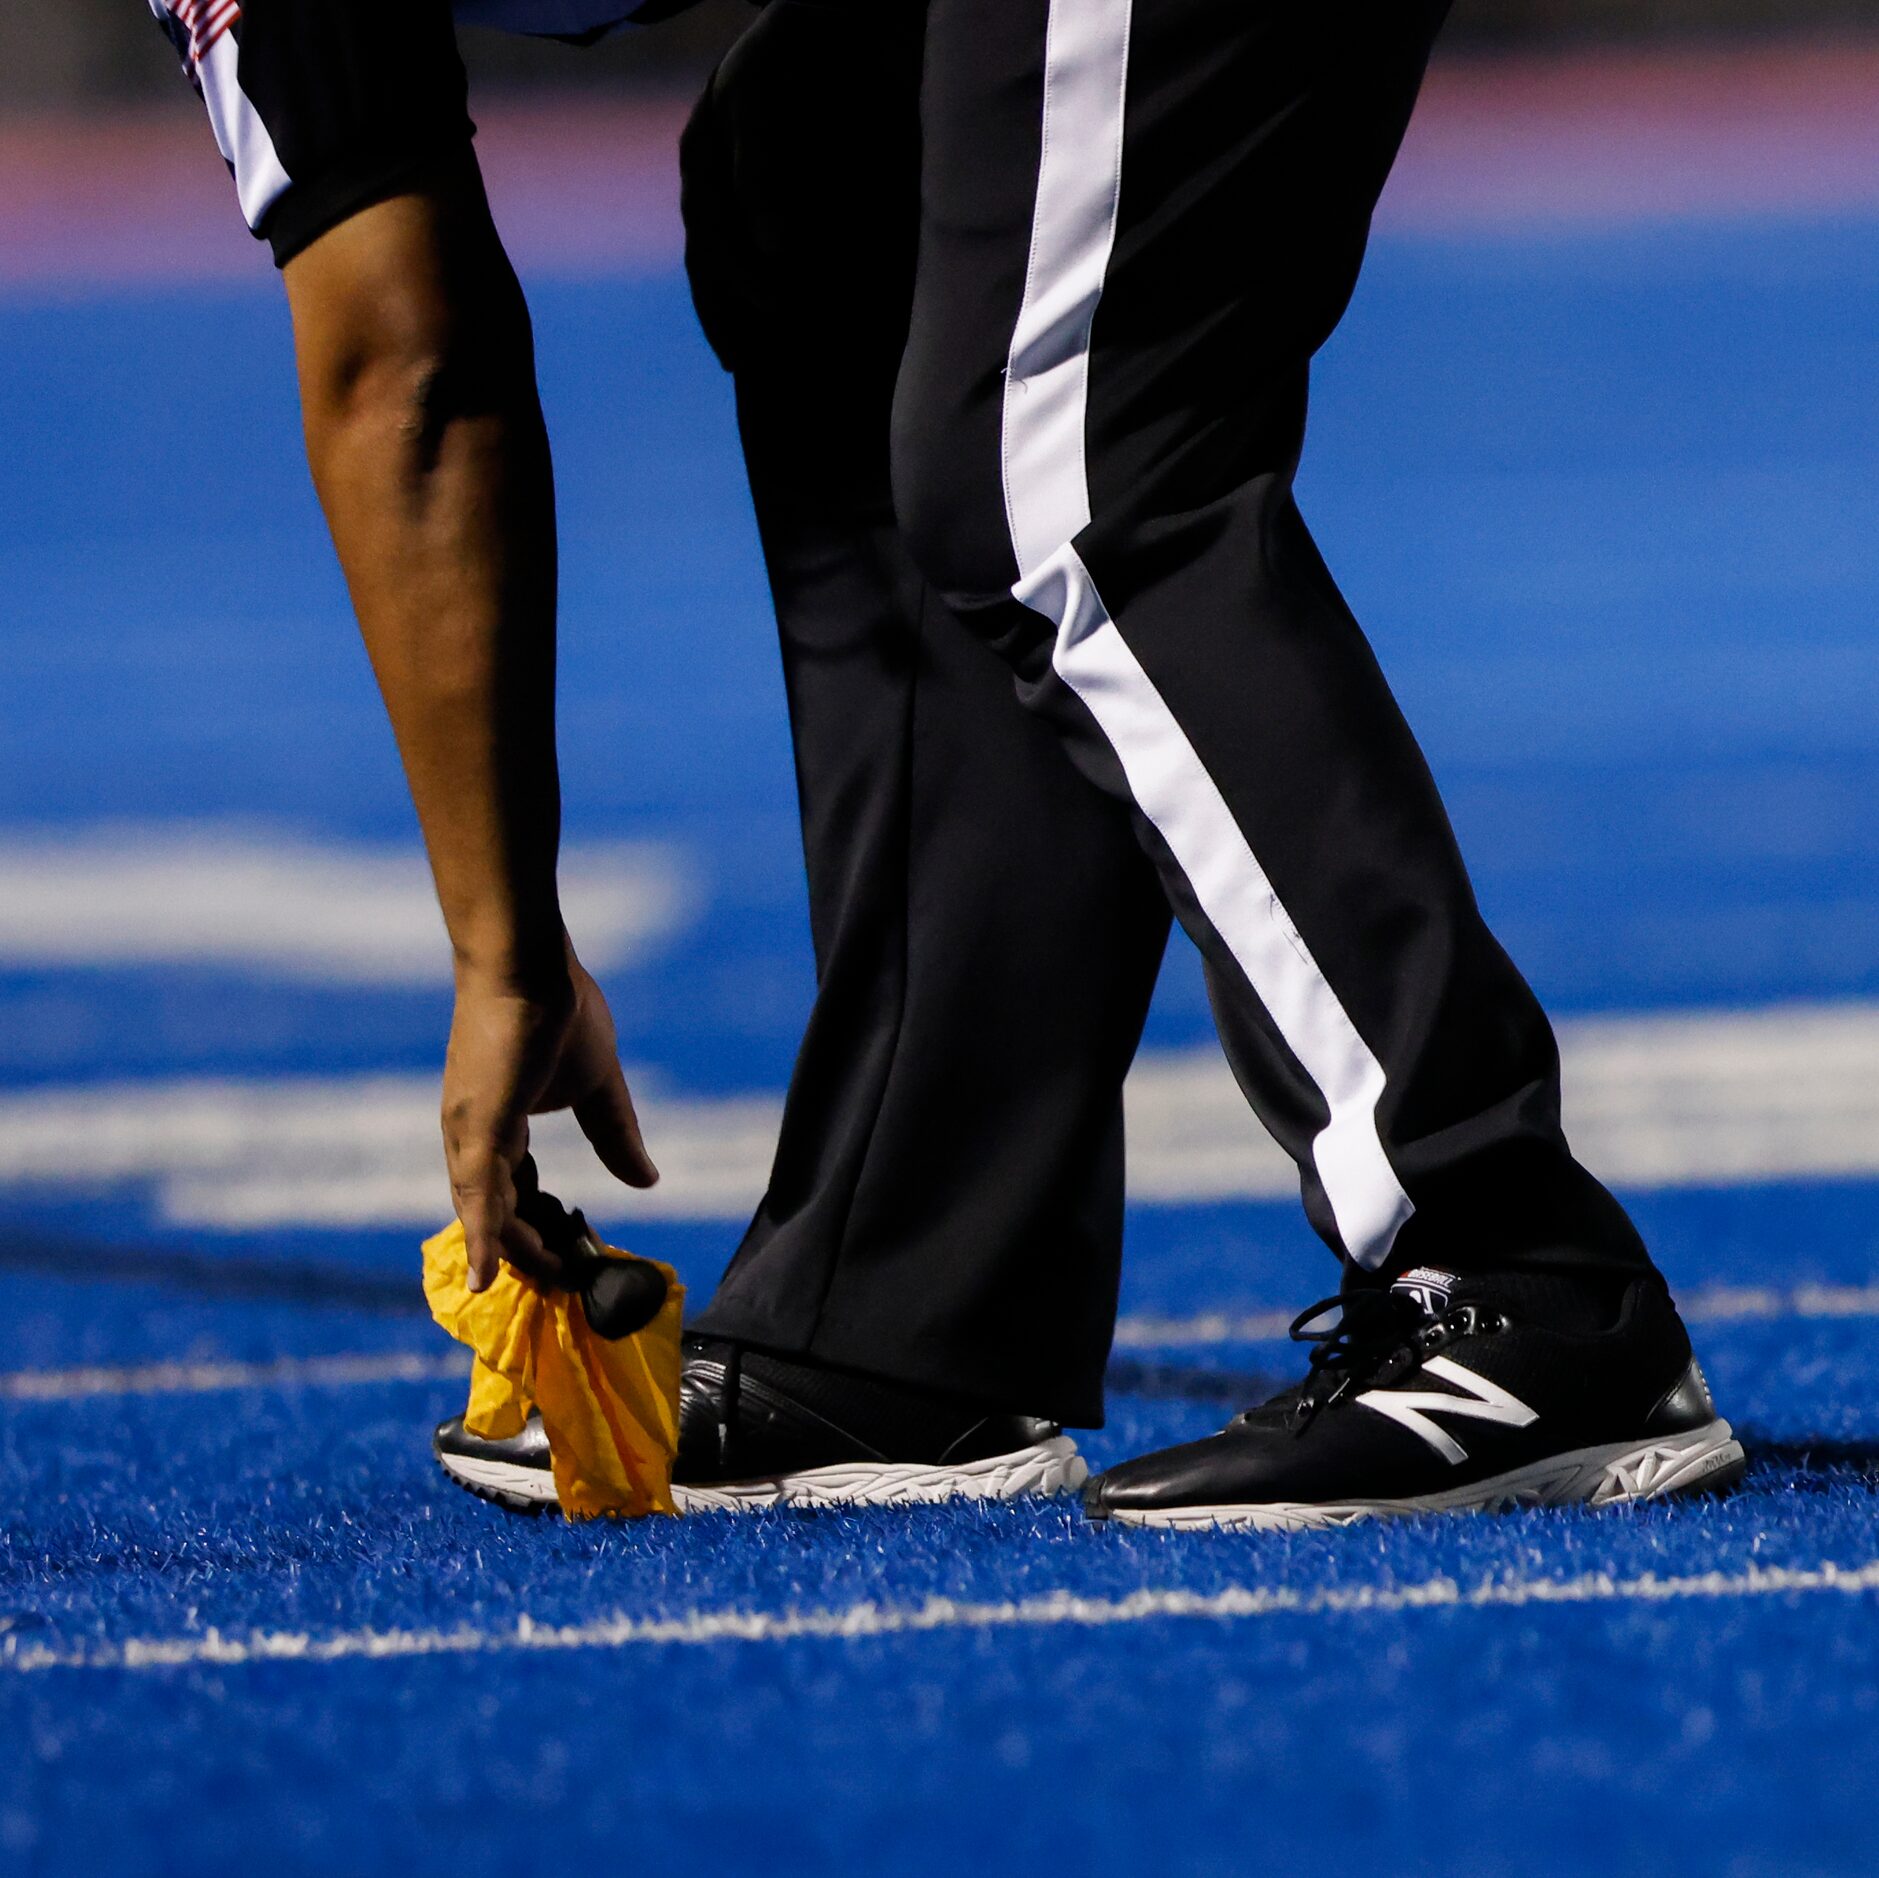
[681,0,1651,1427]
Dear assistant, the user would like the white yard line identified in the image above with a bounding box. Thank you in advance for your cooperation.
[5,1279,1878,1403]
[0,1350,470,1403]
[5,1000,1879,1227]
[8,1558,1879,1675]
[1110,1281,1879,1348]
[0,827,691,985]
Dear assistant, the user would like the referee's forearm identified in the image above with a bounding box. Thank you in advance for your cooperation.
[284,179,569,999]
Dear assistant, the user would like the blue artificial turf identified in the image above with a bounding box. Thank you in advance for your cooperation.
[3,199,1879,1876]
[3,1320,1877,1878]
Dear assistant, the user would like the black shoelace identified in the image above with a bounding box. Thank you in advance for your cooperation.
[1267,1289,1512,1435]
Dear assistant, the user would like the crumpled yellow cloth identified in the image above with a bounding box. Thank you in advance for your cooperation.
[422,1219,684,1519]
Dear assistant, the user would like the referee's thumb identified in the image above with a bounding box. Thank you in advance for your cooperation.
[573,1062,660,1191]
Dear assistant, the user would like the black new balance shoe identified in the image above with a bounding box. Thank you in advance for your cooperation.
[434,1335,1086,1514]
[1082,1266,1745,1532]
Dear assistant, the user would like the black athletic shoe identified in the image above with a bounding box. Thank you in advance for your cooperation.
[1082,1266,1745,1531]
[434,1335,1086,1514]
[433,1411,559,1515]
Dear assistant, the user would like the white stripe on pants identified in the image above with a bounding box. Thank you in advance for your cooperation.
[996,0,1414,1269]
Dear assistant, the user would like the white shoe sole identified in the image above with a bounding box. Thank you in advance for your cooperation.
[434,1450,561,1511]
[436,1435,1088,1515]
[1097,1418,1746,1532]
[673,1436,1088,1511]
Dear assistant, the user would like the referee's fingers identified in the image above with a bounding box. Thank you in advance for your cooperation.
[453,1160,509,1295]
[451,1141,561,1292]
[573,1059,660,1190]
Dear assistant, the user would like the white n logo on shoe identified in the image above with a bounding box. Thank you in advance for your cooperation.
[1354,1356,1538,1465]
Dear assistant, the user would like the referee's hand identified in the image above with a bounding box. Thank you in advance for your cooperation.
[442,955,659,1292]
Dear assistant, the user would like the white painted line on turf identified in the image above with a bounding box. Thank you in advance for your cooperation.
[4,1000,1879,1227]
[1110,1281,1879,1348]
[0,1076,779,1225]
[1125,1000,1879,1202]
[1111,1308,1319,1347]
[0,826,693,984]
[0,1350,470,1403]
[8,1558,1879,1675]
[5,1279,1878,1403]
